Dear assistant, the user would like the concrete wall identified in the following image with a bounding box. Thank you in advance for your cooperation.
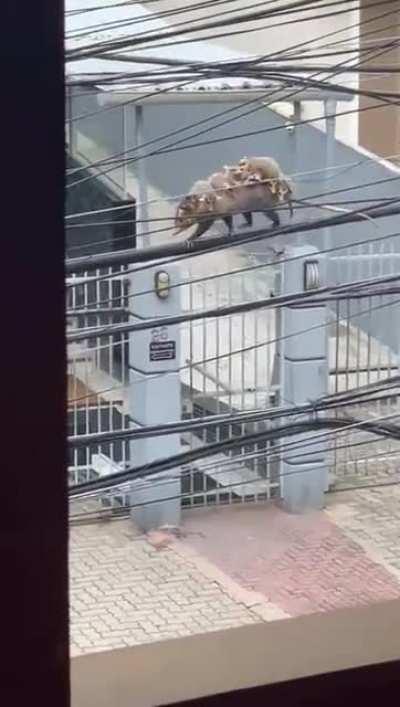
[71,598,400,707]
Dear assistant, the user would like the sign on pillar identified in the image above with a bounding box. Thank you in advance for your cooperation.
[128,265,181,532]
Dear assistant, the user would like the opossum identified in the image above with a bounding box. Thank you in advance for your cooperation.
[174,158,293,241]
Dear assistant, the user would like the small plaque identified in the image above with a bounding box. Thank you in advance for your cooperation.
[149,340,176,361]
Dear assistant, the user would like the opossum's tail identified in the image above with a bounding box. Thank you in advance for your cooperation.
[293,197,378,229]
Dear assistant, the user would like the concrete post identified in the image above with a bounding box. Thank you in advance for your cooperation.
[128,264,181,532]
[280,245,328,512]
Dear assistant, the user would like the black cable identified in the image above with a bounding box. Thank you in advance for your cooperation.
[89,431,400,492]
[65,9,400,142]
[65,170,400,223]
[67,294,400,406]
[89,0,395,57]
[68,31,399,186]
[102,0,362,49]
[66,0,300,45]
[66,265,400,343]
[70,476,400,524]
[67,87,398,189]
[69,435,400,520]
[68,378,400,447]
[65,199,400,273]
[65,226,400,318]
[66,0,172,15]
[72,0,393,62]
[68,415,400,497]
[66,0,360,60]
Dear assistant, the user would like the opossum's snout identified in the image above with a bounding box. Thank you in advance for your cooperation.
[174,198,196,234]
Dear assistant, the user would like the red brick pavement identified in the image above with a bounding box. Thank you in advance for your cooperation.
[178,503,400,617]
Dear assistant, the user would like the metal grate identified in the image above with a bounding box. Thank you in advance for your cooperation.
[328,241,400,488]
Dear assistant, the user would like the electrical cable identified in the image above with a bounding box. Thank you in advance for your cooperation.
[67,0,389,63]
[66,0,364,60]
[65,198,400,273]
[67,8,400,180]
[66,0,307,46]
[67,32,399,187]
[67,293,400,407]
[87,1,391,58]
[68,378,400,447]
[68,411,400,498]
[66,266,400,343]
[69,438,400,519]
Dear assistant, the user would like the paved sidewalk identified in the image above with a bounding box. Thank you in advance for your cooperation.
[176,501,400,617]
[70,520,285,657]
[326,485,400,581]
[70,486,400,656]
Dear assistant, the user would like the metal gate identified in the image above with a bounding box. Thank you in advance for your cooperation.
[179,256,282,507]
[327,241,400,488]
[67,254,283,508]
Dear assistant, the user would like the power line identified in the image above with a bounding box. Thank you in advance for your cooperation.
[67,293,400,405]
[65,6,400,127]
[69,0,391,64]
[67,8,400,180]
[68,411,400,497]
[66,265,400,343]
[67,32,399,187]
[68,376,400,447]
[66,0,363,60]
[93,0,392,57]
[69,432,400,516]
[65,166,400,223]
[69,440,400,522]
[66,0,298,45]
[65,199,400,273]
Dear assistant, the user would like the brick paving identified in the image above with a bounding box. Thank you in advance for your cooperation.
[326,485,400,581]
[69,520,285,657]
[177,502,400,617]
[70,487,400,656]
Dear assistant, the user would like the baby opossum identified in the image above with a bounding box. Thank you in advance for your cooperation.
[238,156,294,218]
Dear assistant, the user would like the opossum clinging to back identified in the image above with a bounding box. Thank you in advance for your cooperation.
[238,156,294,216]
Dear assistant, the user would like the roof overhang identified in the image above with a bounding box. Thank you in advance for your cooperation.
[89,87,355,107]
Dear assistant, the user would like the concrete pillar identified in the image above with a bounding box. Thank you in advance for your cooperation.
[129,264,181,531]
[280,245,328,512]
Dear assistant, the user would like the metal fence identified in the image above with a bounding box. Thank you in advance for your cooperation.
[179,258,281,507]
[67,255,283,508]
[67,266,131,485]
[67,241,400,514]
[327,241,400,488]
